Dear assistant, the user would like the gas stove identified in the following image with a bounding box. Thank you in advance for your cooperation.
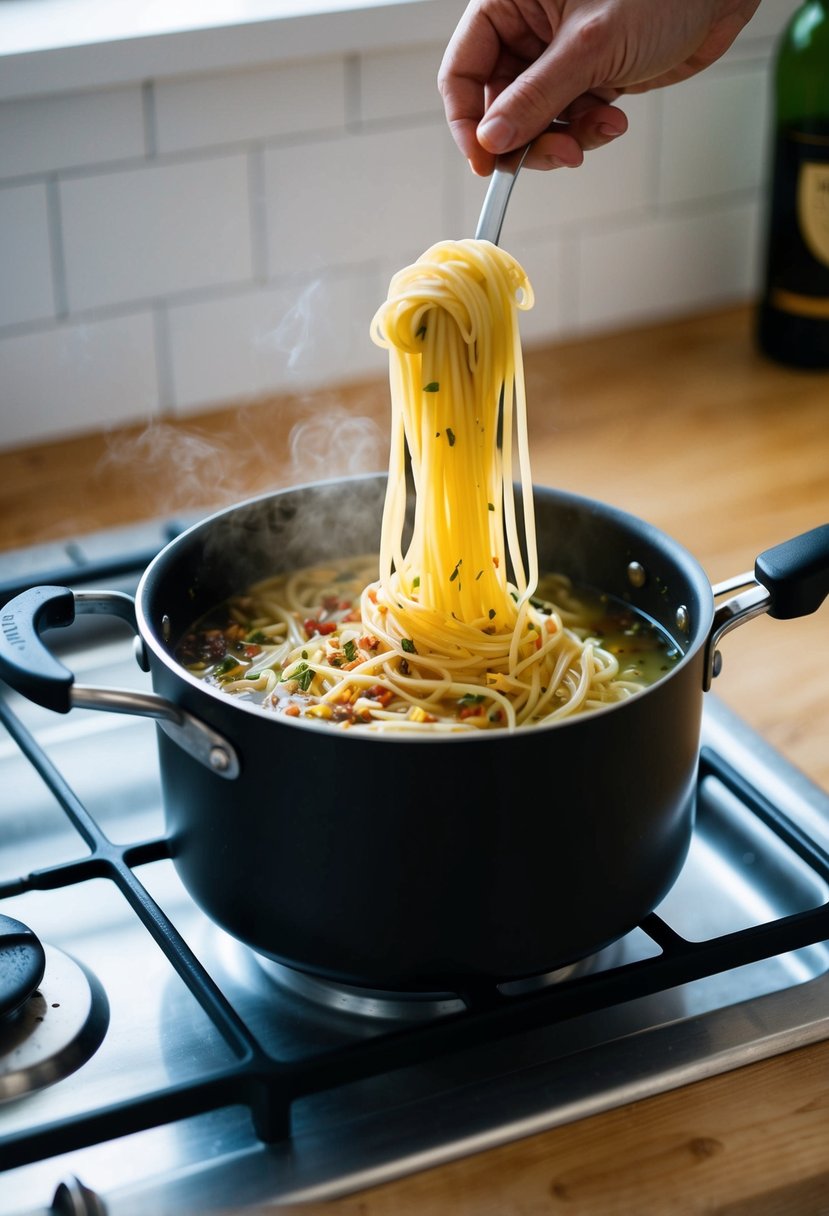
[1,519,829,1216]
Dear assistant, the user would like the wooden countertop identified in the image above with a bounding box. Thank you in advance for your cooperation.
[2,304,829,1213]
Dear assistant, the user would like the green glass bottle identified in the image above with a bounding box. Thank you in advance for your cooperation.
[756,0,829,368]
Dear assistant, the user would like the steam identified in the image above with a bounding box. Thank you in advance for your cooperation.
[287,399,386,480]
[257,279,321,371]
[101,421,251,519]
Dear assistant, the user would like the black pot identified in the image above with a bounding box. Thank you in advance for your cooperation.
[2,476,828,992]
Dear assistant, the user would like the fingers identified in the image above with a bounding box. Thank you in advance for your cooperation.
[441,8,630,175]
[475,99,627,174]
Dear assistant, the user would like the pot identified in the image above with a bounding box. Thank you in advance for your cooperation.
[2,475,827,993]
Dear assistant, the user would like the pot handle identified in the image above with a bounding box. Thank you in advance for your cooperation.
[0,586,239,779]
[704,523,829,690]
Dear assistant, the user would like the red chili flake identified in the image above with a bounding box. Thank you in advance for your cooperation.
[365,685,394,706]
[458,705,486,720]
[303,619,337,636]
[244,644,262,658]
[360,634,379,650]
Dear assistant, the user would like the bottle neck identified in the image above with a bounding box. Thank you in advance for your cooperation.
[776,1,829,129]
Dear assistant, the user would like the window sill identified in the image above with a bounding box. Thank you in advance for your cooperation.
[0,0,454,102]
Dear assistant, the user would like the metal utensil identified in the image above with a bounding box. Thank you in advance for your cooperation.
[474,143,532,245]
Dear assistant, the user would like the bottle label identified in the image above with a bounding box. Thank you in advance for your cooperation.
[797,159,829,269]
[763,127,829,322]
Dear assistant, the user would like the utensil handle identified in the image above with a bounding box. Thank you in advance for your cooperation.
[475,144,532,244]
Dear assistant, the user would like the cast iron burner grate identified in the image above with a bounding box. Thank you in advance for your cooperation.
[2,681,829,1174]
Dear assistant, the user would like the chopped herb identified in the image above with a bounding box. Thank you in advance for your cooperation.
[446,427,456,446]
[215,656,238,675]
[476,570,484,580]
[343,639,358,662]
[416,324,427,339]
[245,629,268,643]
[294,661,313,692]
[488,502,495,512]
[449,559,462,583]
[412,576,420,589]
[458,693,485,706]
[244,670,261,680]
[301,650,308,659]
[424,382,440,393]
[488,608,496,619]
[401,638,417,654]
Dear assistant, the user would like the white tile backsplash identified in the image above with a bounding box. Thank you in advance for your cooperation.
[0,183,55,327]
[0,86,145,180]
[0,9,794,452]
[154,58,348,155]
[60,154,254,312]
[166,270,387,412]
[358,43,445,122]
[578,200,761,333]
[0,312,158,447]
[262,123,450,277]
[659,63,770,207]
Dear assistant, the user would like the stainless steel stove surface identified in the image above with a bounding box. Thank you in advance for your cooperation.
[1,521,829,1216]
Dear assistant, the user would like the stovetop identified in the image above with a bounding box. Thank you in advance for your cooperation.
[1,520,829,1216]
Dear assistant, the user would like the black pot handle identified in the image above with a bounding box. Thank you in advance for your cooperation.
[706,522,829,689]
[0,586,138,712]
[755,523,829,619]
[0,585,239,779]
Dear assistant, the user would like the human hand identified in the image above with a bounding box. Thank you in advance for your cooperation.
[438,0,762,175]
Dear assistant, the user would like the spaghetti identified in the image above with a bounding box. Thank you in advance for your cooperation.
[177,240,678,731]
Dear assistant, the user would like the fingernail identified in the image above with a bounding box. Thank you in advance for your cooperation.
[597,123,622,138]
[477,115,516,152]
[544,155,577,169]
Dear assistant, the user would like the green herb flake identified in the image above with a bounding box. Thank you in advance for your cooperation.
[424,381,440,393]
[343,639,358,662]
[412,576,420,589]
[446,427,456,446]
[488,608,496,620]
[401,638,417,654]
[416,324,427,340]
[459,693,485,707]
[476,570,484,581]
[449,559,462,583]
[294,661,313,692]
[488,502,495,512]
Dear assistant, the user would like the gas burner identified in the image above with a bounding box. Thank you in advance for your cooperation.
[0,935,109,1102]
[250,943,623,1021]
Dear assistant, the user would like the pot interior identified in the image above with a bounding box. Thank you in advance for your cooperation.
[138,473,714,671]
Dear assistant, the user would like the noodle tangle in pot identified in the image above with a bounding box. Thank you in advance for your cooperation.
[178,240,673,732]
